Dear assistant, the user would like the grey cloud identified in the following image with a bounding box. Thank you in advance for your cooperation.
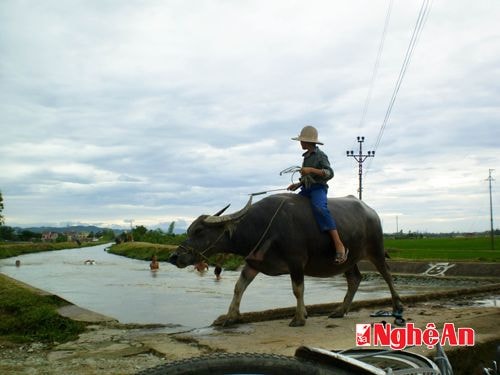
[1,1,499,232]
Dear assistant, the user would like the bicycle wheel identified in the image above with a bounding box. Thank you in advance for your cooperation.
[136,352,348,375]
[338,348,441,373]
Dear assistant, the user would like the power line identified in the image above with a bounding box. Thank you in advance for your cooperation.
[374,0,430,151]
[358,0,394,130]
[366,0,431,175]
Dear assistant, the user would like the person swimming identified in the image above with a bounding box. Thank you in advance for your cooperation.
[194,261,208,273]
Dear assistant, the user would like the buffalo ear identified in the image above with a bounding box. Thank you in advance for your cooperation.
[213,204,231,216]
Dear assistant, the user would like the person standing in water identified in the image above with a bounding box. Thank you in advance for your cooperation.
[214,265,222,280]
[150,255,159,270]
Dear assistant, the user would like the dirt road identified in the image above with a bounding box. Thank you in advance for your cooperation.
[1,286,499,375]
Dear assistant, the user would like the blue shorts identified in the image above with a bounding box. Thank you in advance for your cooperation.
[299,184,337,232]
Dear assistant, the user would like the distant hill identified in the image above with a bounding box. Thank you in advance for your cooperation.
[12,225,187,235]
[14,225,123,234]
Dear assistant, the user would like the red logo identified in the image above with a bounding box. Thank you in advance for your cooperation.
[356,324,371,346]
[355,323,475,350]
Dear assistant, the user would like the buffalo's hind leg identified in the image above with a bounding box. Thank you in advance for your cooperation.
[220,265,258,326]
[373,259,403,315]
[329,264,362,318]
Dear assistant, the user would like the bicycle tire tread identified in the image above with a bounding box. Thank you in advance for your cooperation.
[136,352,346,375]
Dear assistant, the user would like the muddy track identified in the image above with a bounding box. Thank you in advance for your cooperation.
[1,281,499,374]
[213,282,500,325]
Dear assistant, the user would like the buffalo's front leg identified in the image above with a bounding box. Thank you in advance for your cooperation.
[223,265,259,326]
[290,268,307,327]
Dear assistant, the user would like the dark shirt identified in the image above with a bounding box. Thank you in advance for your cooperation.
[301,147,334,187]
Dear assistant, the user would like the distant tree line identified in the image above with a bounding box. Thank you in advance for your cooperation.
[0,226,116,242]
[116,222,186,245]
[385,229,500,239]
[0,227,42,242]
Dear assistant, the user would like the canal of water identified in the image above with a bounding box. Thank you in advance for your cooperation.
[0,244,463,330]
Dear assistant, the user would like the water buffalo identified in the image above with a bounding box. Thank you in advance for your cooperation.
[169,193,403,327]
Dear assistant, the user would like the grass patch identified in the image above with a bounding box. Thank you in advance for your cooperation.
[385,236,500,262]
[109,242,245,270]
[214,254,245,271]
[108,242,177,261]
[0,275,86,343]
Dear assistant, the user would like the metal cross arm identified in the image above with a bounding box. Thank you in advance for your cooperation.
[346,136,375,200]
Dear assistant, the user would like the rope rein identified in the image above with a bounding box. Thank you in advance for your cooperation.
[198,229,227,261]
[279,165,301,184]
[177,230,226,262]
[250,198,286,253]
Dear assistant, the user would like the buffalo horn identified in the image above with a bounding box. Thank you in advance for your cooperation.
[213,203,231,216]
[204,196,253,225]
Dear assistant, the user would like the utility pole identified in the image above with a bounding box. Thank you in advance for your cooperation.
[124,219,135,241]
[346,136,375,200]
[486,169,495,250]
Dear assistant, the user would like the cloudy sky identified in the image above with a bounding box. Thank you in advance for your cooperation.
[1,0,499,234]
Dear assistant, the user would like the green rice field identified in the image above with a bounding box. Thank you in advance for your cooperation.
[384,236,499,262]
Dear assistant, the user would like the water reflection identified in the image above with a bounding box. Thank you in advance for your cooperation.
[0,244,459,329]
